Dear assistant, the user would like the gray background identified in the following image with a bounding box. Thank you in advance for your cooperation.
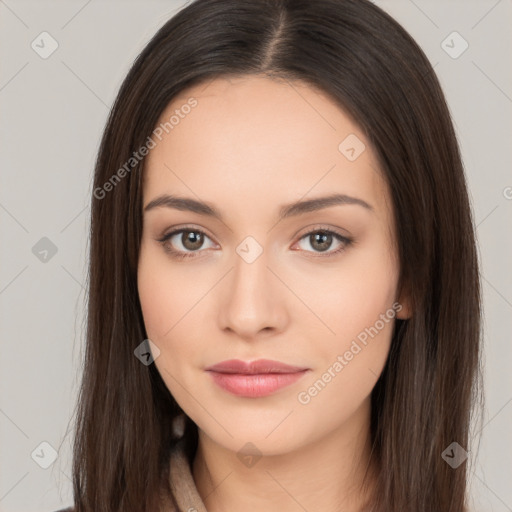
[0,1,511,511]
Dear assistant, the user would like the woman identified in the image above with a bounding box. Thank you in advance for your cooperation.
[59,0,483,510]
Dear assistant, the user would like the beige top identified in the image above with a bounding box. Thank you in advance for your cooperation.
[164,438,208,512]
[55,439,208,512]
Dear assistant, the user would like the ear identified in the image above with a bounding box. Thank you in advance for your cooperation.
[395,284,413,320]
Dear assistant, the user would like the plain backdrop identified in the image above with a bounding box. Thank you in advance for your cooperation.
[0,1,511,511]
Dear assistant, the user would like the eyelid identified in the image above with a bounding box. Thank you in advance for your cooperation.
[291,224,353,257]
[157,223,353,259]
[157,225,218,257]
[294,223,351,241]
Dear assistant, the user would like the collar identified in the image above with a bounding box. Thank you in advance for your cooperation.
[166,438,208,512]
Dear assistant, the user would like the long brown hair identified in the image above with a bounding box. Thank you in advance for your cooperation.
[70,0,484,510]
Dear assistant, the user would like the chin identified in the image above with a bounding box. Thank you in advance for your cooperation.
[195,416,319,459]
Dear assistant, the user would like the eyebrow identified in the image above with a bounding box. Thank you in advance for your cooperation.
[143,193,374,221]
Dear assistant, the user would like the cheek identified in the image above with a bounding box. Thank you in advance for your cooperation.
[137,244,210,387]
[137,243,204,341]
[292,239,398,394]
[293,303,396,430]
[290,235,398,348]
[138,254,194,407]
[137,261,174,342]
[327,262,397,346]
[297,247,398,409]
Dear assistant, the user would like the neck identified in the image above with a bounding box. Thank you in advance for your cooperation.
[192,397,377,512]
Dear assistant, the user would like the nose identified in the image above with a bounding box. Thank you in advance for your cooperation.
[217,247,289,341]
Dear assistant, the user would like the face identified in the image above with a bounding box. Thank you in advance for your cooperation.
[137,74,409,456]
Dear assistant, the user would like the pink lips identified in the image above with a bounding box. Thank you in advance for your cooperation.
[205,359,309,398]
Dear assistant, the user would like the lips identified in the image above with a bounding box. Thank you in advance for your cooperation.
[205,359,308,374]
[205,359,310,397]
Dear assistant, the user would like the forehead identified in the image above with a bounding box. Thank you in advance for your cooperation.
[142,75,389,222]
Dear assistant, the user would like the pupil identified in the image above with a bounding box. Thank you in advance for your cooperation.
[312,232,332,252]
[183,231,203,250]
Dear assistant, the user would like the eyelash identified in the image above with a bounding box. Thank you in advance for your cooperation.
[157,225,353,260]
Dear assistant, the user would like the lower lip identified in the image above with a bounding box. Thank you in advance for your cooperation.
[207,370,309,397]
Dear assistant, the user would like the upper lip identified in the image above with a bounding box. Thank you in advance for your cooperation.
[205,359,308,374]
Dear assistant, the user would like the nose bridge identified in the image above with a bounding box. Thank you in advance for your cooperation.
[219,237,287,336]
[230,240,273,309]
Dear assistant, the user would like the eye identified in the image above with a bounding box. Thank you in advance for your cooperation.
[293,227,353,257]
[157,227,217,259]
[157,225,353,260]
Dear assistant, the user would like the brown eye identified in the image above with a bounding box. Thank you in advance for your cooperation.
[180,230,204,251]
[309,231,334,252]
[158,227,216,259]
[295,228,353,257]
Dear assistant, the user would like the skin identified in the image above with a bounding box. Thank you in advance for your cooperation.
[137,74,411,512]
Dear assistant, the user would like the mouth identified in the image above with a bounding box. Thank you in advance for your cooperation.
[205,359,310,398]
